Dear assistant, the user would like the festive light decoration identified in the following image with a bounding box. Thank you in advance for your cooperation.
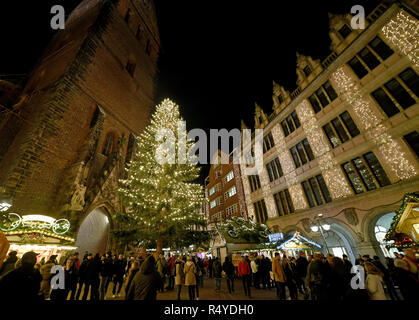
[216,216,271,243]
[381,9,419,67]
[296,100,352,199]
[117,99,207,250]
[276,231,322,250]
[271,124,308,210]
[331,67,417,181]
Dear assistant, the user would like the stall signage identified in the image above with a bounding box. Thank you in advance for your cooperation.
[268,232,284,242]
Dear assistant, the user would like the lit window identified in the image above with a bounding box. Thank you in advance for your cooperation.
[225,170,234,182]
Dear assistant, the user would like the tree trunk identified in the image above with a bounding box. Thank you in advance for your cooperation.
[156,237,164,257]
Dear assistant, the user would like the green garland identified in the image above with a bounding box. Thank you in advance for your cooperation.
[384,193,418,249]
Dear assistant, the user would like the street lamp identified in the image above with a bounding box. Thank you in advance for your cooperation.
[310,213,330,254]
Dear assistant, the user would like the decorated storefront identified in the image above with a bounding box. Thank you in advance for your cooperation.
[385,193,419,250]
[0,213,76,262]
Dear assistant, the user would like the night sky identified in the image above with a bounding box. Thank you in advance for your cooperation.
[0,0,382,181]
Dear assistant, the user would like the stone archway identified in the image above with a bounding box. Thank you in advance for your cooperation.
[75,207,111,255]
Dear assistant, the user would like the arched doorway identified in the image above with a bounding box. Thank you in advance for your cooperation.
[374,212,398,258]
[75,208,110,255]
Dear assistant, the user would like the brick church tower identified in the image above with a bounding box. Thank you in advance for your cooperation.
[0,0,160,252]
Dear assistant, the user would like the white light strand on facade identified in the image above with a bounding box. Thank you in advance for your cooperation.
[331,67,417,180]
[239,160,256,222]
[296,100,352,199]
[271,124,308,210]
[258,163,278,218]
[381,9,419,67]
[233,164,247,218]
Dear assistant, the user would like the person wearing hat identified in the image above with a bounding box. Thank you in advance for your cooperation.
[0,251,42,300]
[0,250,18,277]
[40,254,58,299]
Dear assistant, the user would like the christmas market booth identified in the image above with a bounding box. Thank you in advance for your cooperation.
[385,193,419,250]
[209,216,272,264]
[0,213,77,262]
[276,231,322,257]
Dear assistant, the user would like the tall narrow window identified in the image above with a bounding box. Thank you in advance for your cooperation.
[291,111,301,128]
[368,37,393,60]
[309,177,323,205]
[338,24,352,38]
[371,88,399,117]
[398,68,419,97]
[290,146,301,168]
[102,132,114,156]
[384,78,416,109]
[316,174,332,203]
[339,111,360,137]
[302,181,315,208]
[352,157,377,191]
[302,138,315,161]
[358,47,380,70]
[309,94,322,113]
[281,120,290,137]
[348,56,368,79]
[323,81,338,102]
[331,117,350,144]
[323,123,340,148]
[363,152,391,187]
[342,162,365,194]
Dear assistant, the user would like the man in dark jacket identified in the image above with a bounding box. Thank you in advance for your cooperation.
[83,253,101,300]
[213,257,222,292]
[126,255,162,300]
[296,251,308,294]
[0,250,18,277]
[306,252,328,300]
[75,254,90,300]
[112,254,127,297]
[222,257,235,293]
[0,251,42,300]
[99,252,113,300]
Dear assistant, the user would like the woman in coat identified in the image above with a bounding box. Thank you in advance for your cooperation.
[126,255,162,300]
[124,261,140,298]
[364,262,387,300]
[184,256,196,300]
[271,253,287,299]
[175,257,185,300]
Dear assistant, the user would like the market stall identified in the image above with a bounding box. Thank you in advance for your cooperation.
[0,213,76,263]
[276,231,322,258]
[385,193,419,250]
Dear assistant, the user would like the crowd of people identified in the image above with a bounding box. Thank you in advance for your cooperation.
[0,248,417,301]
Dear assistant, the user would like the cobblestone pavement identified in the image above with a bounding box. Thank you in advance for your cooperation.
[102,277,302,300]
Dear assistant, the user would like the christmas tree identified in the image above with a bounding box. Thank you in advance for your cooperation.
[116,99,208,254]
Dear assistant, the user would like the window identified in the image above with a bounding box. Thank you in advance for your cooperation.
[348,37,394,79]
[253,199,268,223]
[263,132,275,153]
[368,36,394,60]
[126,60,136,77]
[281,111,301,137]
[124,8,131,23]
[371,88,399,117]
[398,68,419,98]
[209,187,215,196]
[342,152,390,194]
[248,175,261,192]
[266,157,283,182]
[210,200,216,209]
[225,186,237,199]
[338,24,352,38]
[303,65,312,77]
[340,111,360,137]
[274,189,294,216]
[348,57,368,79]
[358,47,380,70]
[290,138,314,168]
[372,74,417,118]
[384,78,416,109]
[403,131,419,158]
[301,174,331,207]
[226,204,238,216]
[308,81,338,113]
[225,170,234,183]
[125,133,136,164]
[102,132,114,156]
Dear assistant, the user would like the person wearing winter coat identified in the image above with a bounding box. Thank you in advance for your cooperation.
[184,256,197,300]
[282,256,298,300]
[213,257,222,292]
[99,252,114,300]
[75,254,90,300]
[0,251,18,278]
[50,258,79,301]
[126,255,162,300]
[306,252,328,300]
[82,253,101,300]
[175,257,185,300]
[272,253,286,300]
[238,255,252,298]
[167,255,177,290]
[327,256,346,300]
[222,257,235,293]
[124,261,140,299]
[393,256,419,301]
[40,255,57,299]
[364,262,387,300]
[112,254,127,297]
[372,255,399,300]
[295,251,309,294]
[0,251,43,301]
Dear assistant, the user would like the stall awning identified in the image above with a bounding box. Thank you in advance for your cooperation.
[277,232,322,250]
